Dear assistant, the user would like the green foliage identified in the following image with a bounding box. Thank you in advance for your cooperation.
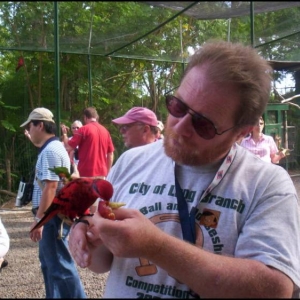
[0,120,16,132]
[0,1,299,191]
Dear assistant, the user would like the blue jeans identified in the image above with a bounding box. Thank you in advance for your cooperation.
[39,215,86,298]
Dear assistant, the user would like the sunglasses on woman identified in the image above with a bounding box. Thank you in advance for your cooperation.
[165,95,237,140]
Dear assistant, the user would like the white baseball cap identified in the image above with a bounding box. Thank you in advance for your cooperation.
[20,107,55,127]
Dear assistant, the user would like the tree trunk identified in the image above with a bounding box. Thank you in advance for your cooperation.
[0,190,17,197]
[6,158,11,192]
[295,70,300,99]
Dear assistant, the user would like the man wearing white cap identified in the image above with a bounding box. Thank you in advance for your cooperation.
[20,107,86,298]
[112,107,160,148]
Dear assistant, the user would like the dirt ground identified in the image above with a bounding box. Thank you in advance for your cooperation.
[0,204,108,298]
[1,170,300,298]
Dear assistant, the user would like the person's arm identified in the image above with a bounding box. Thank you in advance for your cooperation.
[69,148,75,164]
[61,131,76,165]
[60,124,75,154]
[269,136,285,164]
[61,134,76,155]
[61,132,71,149]
[30,180,58,242]
[148,225,292,298]
[36,180,58,219]
[60,124,69,142]
[81,208,294,298]
[68,218,113,273]
[106,152,114,175]
[271,150,285,164]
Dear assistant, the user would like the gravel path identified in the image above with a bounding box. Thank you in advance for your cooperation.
[0,206,108,298]
[1,171,300,298]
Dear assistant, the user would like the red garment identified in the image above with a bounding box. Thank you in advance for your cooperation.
[68,122,114,177]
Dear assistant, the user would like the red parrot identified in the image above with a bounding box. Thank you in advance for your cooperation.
[16,56,24,72]
[30,177,114,232]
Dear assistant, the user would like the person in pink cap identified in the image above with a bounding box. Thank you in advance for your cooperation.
[112,107,160,148]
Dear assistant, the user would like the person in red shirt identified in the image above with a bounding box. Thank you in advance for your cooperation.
[62,107,114,179]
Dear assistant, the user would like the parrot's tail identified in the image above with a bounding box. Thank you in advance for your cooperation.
[30,208,59,232]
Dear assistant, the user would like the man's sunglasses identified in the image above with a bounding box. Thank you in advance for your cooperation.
[72,127,80,130]
[118,123,144,133]
[165,95,237,140]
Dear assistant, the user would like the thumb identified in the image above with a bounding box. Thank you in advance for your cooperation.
[86,225,103,246]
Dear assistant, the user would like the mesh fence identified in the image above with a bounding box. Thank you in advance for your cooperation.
[1,1,300,195]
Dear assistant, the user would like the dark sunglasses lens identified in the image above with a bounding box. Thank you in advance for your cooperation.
[166,95,216,139]
[166,95,188,117]
[192,116,216,140]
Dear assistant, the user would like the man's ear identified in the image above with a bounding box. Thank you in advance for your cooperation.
[143,124,150,133]
[236,125,254,140]
[38,121,45,130]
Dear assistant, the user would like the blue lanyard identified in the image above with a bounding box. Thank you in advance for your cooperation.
[174,174,196,243]
[174,144,238,244]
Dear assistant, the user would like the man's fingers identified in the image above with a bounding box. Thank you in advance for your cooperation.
[110,207,139,220]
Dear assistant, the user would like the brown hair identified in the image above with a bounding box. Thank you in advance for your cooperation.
[183,40,273,126]
[83,107,99,120]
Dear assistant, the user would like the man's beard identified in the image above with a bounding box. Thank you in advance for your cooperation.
[163,127,230,166]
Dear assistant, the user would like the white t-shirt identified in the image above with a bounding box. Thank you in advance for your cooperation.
[0,217,9,258]
[105,140,300,298]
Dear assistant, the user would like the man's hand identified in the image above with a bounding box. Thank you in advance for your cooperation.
[70,162,80,179]
[69,208,164,273]
[279,148,290,157]
[29,221,43,242]
[60,123,70,135]
[88,208,164,259]
[69,221,93,268]
[24,129,31,141]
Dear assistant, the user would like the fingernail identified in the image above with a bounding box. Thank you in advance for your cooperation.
[83,252,88,260]
[86,231,94,238]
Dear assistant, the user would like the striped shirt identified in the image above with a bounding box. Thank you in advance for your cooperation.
[240,134,278,163]
[32,139,70,208]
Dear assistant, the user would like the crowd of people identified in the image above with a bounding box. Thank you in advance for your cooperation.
[61,120,83,166]
[3,40,299,298]
[16,103,164,297]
